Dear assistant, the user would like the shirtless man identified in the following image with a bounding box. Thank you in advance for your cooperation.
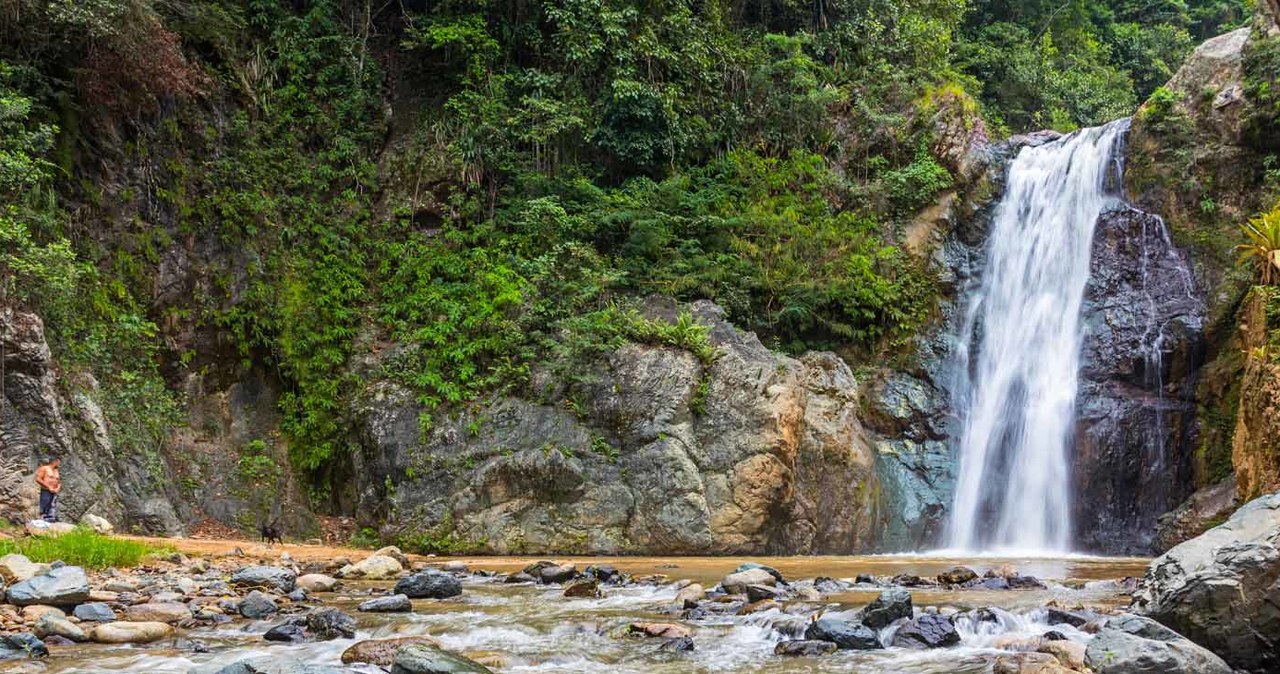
[35,457,60,522]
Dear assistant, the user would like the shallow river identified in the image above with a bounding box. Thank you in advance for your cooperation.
[40,554,1149,674]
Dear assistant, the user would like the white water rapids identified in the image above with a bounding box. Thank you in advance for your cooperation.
[948,121,1129,553]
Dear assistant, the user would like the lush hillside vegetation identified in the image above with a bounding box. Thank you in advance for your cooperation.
[0,0,1250,494]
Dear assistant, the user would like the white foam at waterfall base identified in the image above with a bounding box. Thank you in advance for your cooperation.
[947,120,1130,553]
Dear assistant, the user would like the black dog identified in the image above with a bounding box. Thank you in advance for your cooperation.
[260,520,283,546]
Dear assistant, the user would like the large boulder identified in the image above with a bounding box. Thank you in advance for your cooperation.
[359,594,413,612]
[296,574,338,592]
[390,643,494,673]
[6,566,90,605]
[395,571,462,599]
[33,612,86,642]
[720,568,775,594]
[0,633,47,659]
[231,566,296,593]
[804,617,881,650]
[338,555,402,580]
[78,513,114,535]
[306,607,356,640]
[890,613,959,648]
[1133,491,1280,672]
[1084,614,1231,674]
[859,589,912,629]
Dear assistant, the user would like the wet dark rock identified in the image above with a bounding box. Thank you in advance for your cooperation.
[1075,207,1206,554]
[744,584,782,603]
[890,614,960,649]
[1084,614,1231,674]
[1006,576,1045,589]
[503,573,536,584]
[0,633,48,659]
[967,577,1010,590]
[658,636,695,652]
[1045,608,1093,628]
[583,564,619,583]
[390,643,495,673]
[395,571,463,599]
[230,566,297,593]
[854,574,878,585]
[239,591,279,619]
[890,574,931,588]
[263,621,307,643]
[563,579,600,598]
[859,590,913,629]
[1042,631,1068,641]
[936,566,978,586]
[538,564,578,584]
[306,607,357,640]
[359,594,413,612]
[804,617,882,650]
[774,640,838,657]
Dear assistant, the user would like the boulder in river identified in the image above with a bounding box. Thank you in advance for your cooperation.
[774,640,837,656]
[628,622,693,639]
[89,621,173,644]
[804,617,882,650]
[306,607,356,640]
[213,657,354,674]
[239,590,279,619]
[72,602,115,622]
[396,571,462,599]
[1133,491,1280,673]
[1084,614,1232,674]
[295,574,338,592]
[33,612,86,642]
[674,583,704,608]
[359,594,413,612]
[263,621,307,643]
[936,566,978,585]
[563,579,600,598]
[6,566,90,605]
[720,568,775,594]
[230,566,297,593]
[339,555,403,580]
[342,636,442,666]
[890,613,960,648]
[0,633,48,659]
[390,643,495,674]
[858,589,912,629]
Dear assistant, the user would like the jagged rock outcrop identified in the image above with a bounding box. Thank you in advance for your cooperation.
[1153,478,1238,552]
[1232,289,1280,501]
[354,300,885,554]
[0,308,182,533]
[1133,491,1280,673]
[1075,205,1206,553]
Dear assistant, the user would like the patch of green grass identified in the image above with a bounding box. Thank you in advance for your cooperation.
[0,528,163,569]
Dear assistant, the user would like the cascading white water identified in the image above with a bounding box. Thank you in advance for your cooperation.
[947,121,1129,553]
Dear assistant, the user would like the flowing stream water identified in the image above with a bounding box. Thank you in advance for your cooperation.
[38,555,1147,674]
[948,121,1129,553]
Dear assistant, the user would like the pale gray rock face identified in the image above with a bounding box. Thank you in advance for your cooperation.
[355,300,886,554]
[6,566,90,606]
[1084,614,1232,674]
[1133,492,1280,673]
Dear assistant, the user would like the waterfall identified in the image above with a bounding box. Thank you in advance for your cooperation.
[947,120,1129,553]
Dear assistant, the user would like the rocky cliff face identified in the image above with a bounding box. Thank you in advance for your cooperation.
[1232,289,1280,501]
[0,308,183,532]
[354,300,885,554]
[1075,205,1206,553]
